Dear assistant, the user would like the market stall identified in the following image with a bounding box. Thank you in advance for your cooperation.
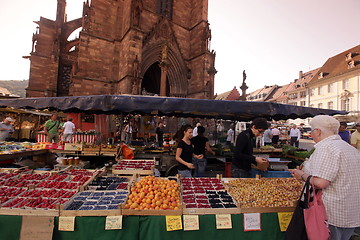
[36,132,98,144]
[0,167,300,240]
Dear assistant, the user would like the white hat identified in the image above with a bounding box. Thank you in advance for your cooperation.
[5,117,14,122]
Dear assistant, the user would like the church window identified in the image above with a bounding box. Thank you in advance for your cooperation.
[157,0,173,19]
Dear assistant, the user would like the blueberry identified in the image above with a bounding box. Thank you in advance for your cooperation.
[107,205,119,210]
[79,205,94,210]
[93,205,107,210]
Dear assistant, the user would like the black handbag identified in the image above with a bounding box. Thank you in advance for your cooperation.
[284,176,311,240]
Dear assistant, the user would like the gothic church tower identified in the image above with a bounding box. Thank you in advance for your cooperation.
[26,0,216,99]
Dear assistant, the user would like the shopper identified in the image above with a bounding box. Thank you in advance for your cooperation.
[0,117,15,141]
[289,124,301,147]
[271,127,280,144]
[350,122,360,151]
[124,121,132,145]
[263,126,273,145]
[232,117,269,178]
[62,118,75,143]
[44,114,60,143]
[155,122,164,147]
[226,125,234,146]
[192,122,201,137]
[191,126,215,177]
[338,121,350,143]
[290,115,360,240]
[175,124,202,177]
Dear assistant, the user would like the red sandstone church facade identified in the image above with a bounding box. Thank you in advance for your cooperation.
[26,0,216,99]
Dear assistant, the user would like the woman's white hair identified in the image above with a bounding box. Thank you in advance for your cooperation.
[309,115,340,135]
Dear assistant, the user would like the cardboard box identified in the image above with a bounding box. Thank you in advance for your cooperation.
[45,144,64,150]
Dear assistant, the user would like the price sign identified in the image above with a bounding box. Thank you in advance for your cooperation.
[183,215,199,231]
[58,216,75,231]
[166,216,182,231]
[243,213,261,231]
[277,212,293,232]
[216,214,232,229]
[105,216,123,230]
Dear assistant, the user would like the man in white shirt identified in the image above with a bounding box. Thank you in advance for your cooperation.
[271,127,280,144]
[226,126,234,145]
[289,124,301,147]
[62,118,75,142]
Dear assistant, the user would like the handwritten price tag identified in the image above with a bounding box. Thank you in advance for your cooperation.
[183,215,199,231]
[216,214,232,229]
[58,216,75,231]
[278,212,293,232]
[243,213,261,231]
[105,216,123,230]
[166,216,182,231]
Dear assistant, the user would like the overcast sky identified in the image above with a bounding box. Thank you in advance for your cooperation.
[1,0,360,95]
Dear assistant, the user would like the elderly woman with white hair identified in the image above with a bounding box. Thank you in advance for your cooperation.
[291,115,360,240]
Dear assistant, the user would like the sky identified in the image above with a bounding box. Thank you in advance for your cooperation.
[1,0,360,95]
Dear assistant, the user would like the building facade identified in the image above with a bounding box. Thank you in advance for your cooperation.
[308,44,360,122]
[26,0,216,99]
[238,44,360,122]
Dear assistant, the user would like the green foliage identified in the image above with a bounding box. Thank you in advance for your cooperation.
[0,80,28,98]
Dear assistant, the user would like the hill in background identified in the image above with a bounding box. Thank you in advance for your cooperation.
[0,80,28,98]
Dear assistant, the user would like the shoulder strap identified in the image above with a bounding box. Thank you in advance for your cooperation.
[47,120,59,132]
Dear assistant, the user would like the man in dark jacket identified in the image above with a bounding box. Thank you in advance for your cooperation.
[232,118,269,178]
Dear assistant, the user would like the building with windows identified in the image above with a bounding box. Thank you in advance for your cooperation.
[308,44,360,121]
[26,0,216,99]
[240,44,360,122]
[246,85,278,102]
[286,69,319,107]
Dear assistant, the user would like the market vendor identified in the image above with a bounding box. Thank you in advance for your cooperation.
[0,117,15,141]
[290,115,360,240]
[175,124,203,177]
[232,117,269,178]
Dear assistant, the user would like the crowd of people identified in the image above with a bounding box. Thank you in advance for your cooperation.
[0,114,77,143]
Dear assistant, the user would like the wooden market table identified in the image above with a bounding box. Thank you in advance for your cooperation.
[0,149,49,163]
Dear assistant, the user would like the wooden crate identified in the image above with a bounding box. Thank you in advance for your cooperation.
[122,208,182,216]
[183,205,240,215]
[60,201,121,217]
[85,173,135,192]
[181,175,239,215]
[112,159,155,176]
[121,176,182,216]
[240,206,295,213]
[0,206,59,216]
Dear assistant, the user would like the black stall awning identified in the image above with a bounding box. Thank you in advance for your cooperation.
[0,95,347,121]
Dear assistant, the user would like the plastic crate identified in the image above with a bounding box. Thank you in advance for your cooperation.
[251,169,292,178]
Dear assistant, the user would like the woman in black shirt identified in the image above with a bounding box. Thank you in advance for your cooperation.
[175,125,203,177]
